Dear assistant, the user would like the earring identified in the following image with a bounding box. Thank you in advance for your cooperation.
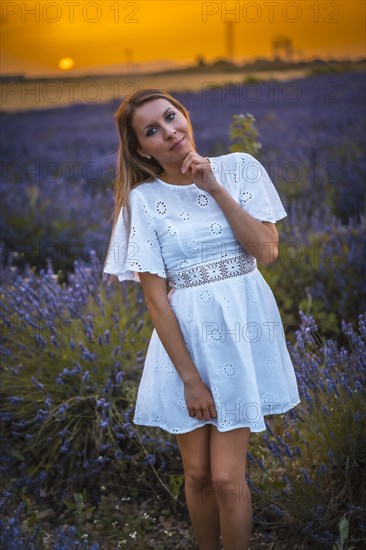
[146,155,151,159]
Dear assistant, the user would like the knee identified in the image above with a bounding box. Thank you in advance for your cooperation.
[211,467,244,487]
[211,470,251,502]
[184,466,212,490]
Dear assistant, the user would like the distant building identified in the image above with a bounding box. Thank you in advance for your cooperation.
[272,37,293,61]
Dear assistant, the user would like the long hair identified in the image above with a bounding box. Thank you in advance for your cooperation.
[103,88,196,284]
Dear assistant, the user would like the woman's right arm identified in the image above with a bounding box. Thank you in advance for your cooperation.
[139,271,217,422]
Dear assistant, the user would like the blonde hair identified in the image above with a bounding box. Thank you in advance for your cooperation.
[103,88,196,284]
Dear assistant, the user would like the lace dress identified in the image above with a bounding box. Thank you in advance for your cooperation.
[103,152,301,433]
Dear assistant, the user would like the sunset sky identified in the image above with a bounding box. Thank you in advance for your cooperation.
[1,0,365,77]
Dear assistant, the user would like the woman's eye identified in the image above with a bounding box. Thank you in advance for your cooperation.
[146,112,175,136]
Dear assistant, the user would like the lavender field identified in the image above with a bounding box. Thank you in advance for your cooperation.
[1,70,365,548]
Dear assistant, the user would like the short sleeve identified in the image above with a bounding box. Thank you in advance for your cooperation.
[103,189,167,283]
[235,152,287,223]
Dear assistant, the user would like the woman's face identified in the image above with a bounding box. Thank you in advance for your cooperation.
[131,98,195,167]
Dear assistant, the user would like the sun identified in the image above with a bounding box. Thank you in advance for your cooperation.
[59,58,74,71]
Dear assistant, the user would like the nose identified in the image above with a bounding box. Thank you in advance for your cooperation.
[163,125,176,139]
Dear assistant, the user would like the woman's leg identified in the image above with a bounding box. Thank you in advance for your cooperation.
[210,426,252,550]
[175,425,221,550]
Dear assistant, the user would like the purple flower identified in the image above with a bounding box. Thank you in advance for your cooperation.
[60,440,70,453]
[114,450,123,460]
[35,408,48,423]
[301,467,312,485]
[31,377,44,390]
[115,368,124,383]
[143,454,156,464]
[82,370,90,382]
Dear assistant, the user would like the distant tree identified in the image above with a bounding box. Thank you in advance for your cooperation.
[196,55,207,67]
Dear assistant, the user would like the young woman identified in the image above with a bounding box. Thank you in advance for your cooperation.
[103,88,301,549]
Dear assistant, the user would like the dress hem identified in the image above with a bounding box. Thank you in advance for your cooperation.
[132,398,301,435]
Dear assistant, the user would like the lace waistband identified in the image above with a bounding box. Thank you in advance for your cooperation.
[167,253,256,289]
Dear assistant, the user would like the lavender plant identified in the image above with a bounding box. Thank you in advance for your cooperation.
[263,207,366,342]
[247,311,366,547]
[0,253,179,507]
[1,69,365,547]
[0,178,113,279]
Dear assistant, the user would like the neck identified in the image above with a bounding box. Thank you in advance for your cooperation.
[159,164,194,185]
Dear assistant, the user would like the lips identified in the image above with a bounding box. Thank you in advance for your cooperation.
[170,137,184,150]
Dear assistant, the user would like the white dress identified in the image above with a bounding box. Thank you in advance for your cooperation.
[103,152,301,433]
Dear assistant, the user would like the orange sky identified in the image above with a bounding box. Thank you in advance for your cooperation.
[1,0,365,77]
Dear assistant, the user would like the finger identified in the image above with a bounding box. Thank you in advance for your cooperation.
[203,162,211,181]
[182,160,193,174]
[204,409,212,421]
[182,153,202,174]
[181,152,195,173]
[188,407,195,417]
[200,402,210,421]
[205,404,216,420]
[181,160,191,174]
[209,404,217,418]
[190,165,198,177]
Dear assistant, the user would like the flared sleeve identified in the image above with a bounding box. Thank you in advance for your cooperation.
[235,152,287,223]
[103,188,167,283]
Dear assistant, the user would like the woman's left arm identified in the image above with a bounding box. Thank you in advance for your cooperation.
[181,152,279,266]
[207,186,278,266]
